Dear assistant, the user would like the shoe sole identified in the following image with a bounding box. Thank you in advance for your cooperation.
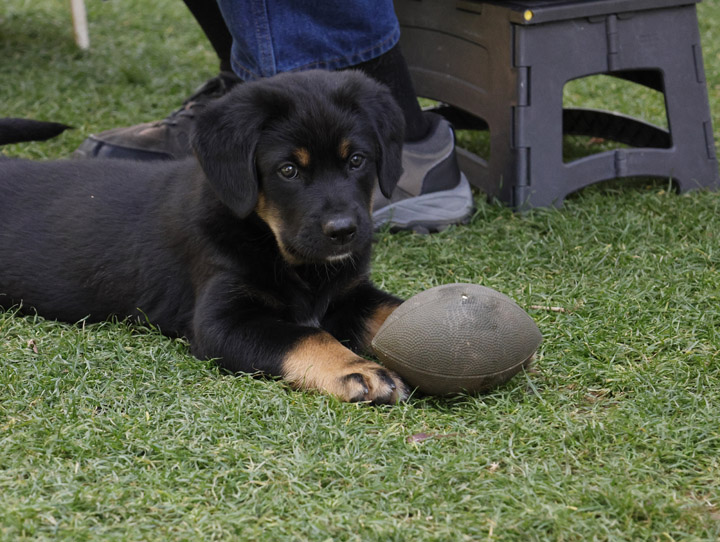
[73,136,177,161]
[372,173,474,233]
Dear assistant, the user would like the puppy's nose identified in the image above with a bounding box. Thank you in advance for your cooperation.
[322,217,357,245]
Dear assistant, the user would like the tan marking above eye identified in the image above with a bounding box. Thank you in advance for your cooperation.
[293,148,311,168]
[339,139,351,160]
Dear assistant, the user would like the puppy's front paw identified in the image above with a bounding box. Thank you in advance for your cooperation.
[337,359,409,404]
[282,332,408,404]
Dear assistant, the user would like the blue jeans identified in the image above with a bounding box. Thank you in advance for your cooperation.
[215,0,400,81]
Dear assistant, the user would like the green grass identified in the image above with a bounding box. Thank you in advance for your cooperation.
[2,1,720,540]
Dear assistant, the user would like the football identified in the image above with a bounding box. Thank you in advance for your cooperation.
[371,283,542,395]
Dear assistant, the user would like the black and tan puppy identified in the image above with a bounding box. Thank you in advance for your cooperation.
[0,70,409,403]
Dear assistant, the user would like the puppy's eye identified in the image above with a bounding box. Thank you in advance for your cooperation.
[278,163,298,179]
[348,153,365,169]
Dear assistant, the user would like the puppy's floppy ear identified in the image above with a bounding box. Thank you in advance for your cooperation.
[342,72,406,198]
[192,82,290,218]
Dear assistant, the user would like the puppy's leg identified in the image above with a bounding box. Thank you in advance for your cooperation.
[323,280,403,354]
[281,330,407,403]
[191,281,407,403]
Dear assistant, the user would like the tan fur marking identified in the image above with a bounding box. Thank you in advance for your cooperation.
[255,193,303,265]
[339,139,351,160]
[362,302,401,349]
[283,333,353,384]
[282,331,406,402]
[293,148,311,168]
[282,332,363,395]
[255,193,283,239]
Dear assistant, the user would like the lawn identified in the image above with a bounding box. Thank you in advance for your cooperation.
[1,1,719,540]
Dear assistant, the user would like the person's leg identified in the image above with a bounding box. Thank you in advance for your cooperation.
[351,44,431,143]
[213,1,428,142]
[215,0,400,79]
[183,0,233,73]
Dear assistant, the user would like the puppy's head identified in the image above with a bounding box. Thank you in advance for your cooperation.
[192,69,405,265]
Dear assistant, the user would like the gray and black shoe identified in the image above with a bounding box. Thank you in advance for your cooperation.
[372,113,474,233]
[73,71,242,160]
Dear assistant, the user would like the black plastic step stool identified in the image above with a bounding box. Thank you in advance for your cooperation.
[395,0,719,209]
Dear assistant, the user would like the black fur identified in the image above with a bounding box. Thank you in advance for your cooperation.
[0,70,409,403]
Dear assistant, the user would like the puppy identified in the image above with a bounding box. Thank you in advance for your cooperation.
[0,70,409,403]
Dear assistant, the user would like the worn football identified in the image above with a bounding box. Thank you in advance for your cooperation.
[371,283,541,395]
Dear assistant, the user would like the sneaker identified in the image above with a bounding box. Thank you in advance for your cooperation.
[372,113,474,232]
[73,71,242,160]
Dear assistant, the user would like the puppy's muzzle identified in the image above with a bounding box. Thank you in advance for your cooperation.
[322,216,357,246]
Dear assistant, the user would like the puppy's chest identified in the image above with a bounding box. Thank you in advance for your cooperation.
[286,290,330,328]
[281,271,343,328]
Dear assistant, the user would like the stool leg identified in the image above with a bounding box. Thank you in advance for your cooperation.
[69,0,89,50]
[656,10,718,192]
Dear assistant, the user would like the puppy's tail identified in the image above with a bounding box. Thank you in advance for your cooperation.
[0,118,72,145]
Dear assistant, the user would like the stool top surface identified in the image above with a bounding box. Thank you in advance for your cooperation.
[464,0,700,24]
